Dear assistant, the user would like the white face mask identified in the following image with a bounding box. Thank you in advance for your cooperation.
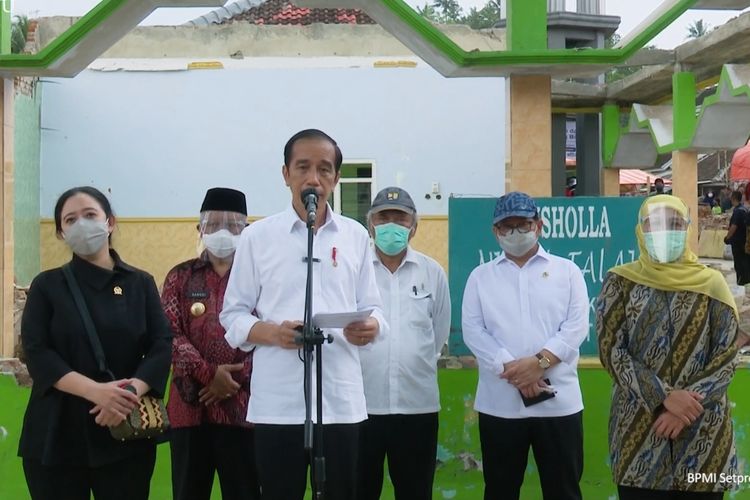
[497,231,538,257]
[202,229,240,259]
[63,218,110,257]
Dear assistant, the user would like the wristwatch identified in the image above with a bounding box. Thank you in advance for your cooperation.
[535,352,551,369]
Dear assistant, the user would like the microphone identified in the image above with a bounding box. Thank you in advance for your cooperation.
[301,188,319,224]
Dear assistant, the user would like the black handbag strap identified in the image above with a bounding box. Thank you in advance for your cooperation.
[62,263,115,381]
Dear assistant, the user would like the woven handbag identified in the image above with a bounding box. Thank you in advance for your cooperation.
[62,263,169,441]
[109,388,169,441]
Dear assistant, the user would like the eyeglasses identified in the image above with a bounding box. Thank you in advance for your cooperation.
[495,220,536,235]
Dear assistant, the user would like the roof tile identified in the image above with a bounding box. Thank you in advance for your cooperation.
[223,0,376,25]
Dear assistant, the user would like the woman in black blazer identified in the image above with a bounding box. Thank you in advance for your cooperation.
[19,186,172,500]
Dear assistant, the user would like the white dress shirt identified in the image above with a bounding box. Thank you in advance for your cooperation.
[462,244,588,418]
[221,205,386,424]
[361,247,451,415]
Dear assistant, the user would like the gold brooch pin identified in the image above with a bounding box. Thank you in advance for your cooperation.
[113,286,123,295]
[190,302,206,317]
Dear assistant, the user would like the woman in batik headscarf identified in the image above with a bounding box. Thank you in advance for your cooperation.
[597,195,739,500]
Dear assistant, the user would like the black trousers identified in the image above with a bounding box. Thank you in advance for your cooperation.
[731,242,750,285]
[357,413,438,500]
[254,422,360,500]
[478,411,583,500]
[170,424,259,500]
[618,485,724,500]
[23,448,156,500]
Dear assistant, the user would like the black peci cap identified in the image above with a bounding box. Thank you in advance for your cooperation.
[200,187,247,216]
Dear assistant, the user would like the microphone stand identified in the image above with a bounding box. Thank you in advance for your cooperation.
[301,202,333,500]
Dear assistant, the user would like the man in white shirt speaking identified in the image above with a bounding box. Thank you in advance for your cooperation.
[357,187,451,500]
[462,191,588,500]
[220,129,386,500]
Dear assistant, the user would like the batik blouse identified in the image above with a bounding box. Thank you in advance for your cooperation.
[597,272,738,492]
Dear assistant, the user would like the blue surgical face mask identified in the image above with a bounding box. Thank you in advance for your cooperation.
[643,230,687,263]
[374,223,410,256]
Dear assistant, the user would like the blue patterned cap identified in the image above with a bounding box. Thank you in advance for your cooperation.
[493,192,538,224]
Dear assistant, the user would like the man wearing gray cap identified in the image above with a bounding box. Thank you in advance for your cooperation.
[462,191,588,500]
[357,187,450,500]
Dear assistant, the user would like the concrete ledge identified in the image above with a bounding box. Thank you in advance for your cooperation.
[37,18,505,59]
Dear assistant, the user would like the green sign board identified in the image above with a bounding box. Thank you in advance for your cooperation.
[448,196,644,357]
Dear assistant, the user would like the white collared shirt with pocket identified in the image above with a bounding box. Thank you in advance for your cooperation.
[462,245,589,418]
[221,205,387,425]
[360,247,451,415]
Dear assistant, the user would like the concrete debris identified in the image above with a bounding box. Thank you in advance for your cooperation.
[438,356,464,369]
[437,355,480,369]
[14,285,28,361]
[457,356,478,369]
[0,358,32,387]
[458,452,482,472]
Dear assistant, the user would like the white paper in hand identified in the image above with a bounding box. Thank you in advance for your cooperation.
[313,309,373,329]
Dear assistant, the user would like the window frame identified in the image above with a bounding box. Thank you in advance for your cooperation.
[332,160,376,223]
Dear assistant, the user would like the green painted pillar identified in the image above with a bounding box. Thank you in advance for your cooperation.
[601,104,620,167]
[506,0,550,194]
[0,0,9,54]
[672,71,697,150]
[672,71,698,250]
[507,0,547,50]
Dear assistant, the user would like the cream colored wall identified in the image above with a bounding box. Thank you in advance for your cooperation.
[672,151,699,253]
[508,75,552,196]
[2,81,15,357]
[410,216,448,271]
[601,169,620,197]
[41,216,450,289]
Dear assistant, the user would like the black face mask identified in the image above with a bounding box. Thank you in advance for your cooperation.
[655,186,664,194]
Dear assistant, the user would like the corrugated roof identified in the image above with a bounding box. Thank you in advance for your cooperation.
[187,0,262,26]
[187,0,375,26]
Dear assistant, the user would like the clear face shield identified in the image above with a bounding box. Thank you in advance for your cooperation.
[639,204,690,263]
[198,210,247,259]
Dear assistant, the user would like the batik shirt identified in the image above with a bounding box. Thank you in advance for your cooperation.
[597,272,738,492]
[162,254,251,428]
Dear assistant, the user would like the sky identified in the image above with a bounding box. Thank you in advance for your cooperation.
[10,0,750,49]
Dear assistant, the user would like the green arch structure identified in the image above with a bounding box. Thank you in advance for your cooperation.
[299,0,729,76]
[0,0,735,77]
[0,0,224,77]
[3,0,750,170]
[603,64,750,167]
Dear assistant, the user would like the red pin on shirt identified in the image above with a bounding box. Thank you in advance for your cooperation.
[332,247,338,267]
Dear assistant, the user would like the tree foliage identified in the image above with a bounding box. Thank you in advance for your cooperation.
[686,19,710,39]
[417,0,502,29]
[11,15,28,54]
[432,0,463,22]
[416,3,439,22]
[462,1,502,30]
[604,33,658,84]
